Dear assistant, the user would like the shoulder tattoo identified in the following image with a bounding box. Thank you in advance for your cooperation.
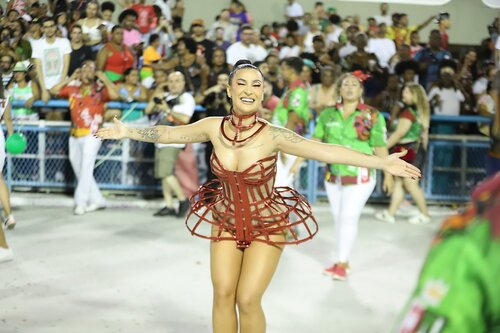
[269,126,304,143]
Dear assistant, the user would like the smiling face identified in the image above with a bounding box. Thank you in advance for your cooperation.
[227,68,264,114]
[339,75,363,103]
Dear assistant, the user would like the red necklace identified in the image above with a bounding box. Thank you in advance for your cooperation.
[220,109,266,146]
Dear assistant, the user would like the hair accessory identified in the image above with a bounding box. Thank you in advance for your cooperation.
[351,70,370,82]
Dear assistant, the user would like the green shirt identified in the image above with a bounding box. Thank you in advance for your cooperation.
[391,105,422,144]
[272,79,310,134]
[312,104,387,180]
[393,177,500,333]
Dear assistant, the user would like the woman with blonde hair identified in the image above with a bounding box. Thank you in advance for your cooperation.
[375,82,431,224]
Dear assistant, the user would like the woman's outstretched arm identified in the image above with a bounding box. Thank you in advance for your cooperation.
[269,125,420,179]
[95,117,214,144]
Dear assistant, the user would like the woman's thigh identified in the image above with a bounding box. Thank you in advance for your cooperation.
[210,230,244,296]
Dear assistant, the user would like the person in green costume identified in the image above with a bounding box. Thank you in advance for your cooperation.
[375,83,431,225]
[294,71,394,281]
[393,172,500,333]
[272,56,310,187]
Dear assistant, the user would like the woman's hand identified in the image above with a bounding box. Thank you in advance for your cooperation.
[383,151,421,179]
[95,117,127,140]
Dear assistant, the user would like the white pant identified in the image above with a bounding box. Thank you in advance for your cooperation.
[69,135,105,207]
[275,152,298,187]
[0,130,5,170]
[325,179,376,262]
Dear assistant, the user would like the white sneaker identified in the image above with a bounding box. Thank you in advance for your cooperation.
[375,210,396,224]
[85,204,105,213]
[3,215,16,229]
[408,213,431,225]
[74,206,86,215]
[0,247,14,263]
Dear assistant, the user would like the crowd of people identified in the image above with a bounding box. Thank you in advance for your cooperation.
[0,0,496,247]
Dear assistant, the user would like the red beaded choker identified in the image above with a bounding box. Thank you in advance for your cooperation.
[220,109,266,146]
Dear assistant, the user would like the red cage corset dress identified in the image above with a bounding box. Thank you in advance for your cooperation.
[185,118,319,248]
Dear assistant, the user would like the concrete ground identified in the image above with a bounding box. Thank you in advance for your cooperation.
[1,193,458,333]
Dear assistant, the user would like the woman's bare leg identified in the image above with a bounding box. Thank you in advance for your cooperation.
[388,177,405,216]
[0,176,12,217]
[0,226,8,248]
[403,178,429,215]
[236,235,284,333]
[211,232,244,333]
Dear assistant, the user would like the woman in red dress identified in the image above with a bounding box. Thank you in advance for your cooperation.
[96,60,420,333]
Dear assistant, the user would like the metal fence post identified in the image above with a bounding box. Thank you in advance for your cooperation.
[39,122,46,183]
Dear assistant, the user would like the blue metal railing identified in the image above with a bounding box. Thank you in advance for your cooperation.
[5,100,493,203]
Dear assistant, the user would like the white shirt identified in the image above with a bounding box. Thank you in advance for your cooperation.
[157,92,196,148]
[374,14,392,26]
[338,43,357,59]
[154,0,172,22]
[367,38,396,68]
[31,37,71,89]
[279,45,301,59]
[472,77,489,95]
[325,26,343,46]
[285,2,304,18]
[428,87,465,116]
[226,42,268,65]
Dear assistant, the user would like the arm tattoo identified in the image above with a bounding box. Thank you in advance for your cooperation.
[178,134,208,142]
[269,127,305,143]
[136,128,161,142]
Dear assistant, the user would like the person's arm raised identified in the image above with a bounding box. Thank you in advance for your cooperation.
[269,125,420,179]
[95,117,212,144]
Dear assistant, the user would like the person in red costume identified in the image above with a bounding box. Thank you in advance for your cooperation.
[95,60,421,333]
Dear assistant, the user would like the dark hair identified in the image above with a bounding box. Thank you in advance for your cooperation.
[240,24,253,33]
[286,19,299,32]
[281,57,303,75]
[101,1,115,12]
[329,14,341,25]
[42,16,56,25]
[312,35,324,44]
[228,60,263,85]
[178,37,197,54]
[7,9,19,17]
[71,24,83,32]
[149,33,160,45]
[111,25,123,33]
[123,67,137,78]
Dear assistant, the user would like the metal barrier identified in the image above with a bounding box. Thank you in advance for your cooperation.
[4,100,493,203]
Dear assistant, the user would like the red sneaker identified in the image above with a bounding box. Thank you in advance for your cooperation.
[323,263,348,281]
